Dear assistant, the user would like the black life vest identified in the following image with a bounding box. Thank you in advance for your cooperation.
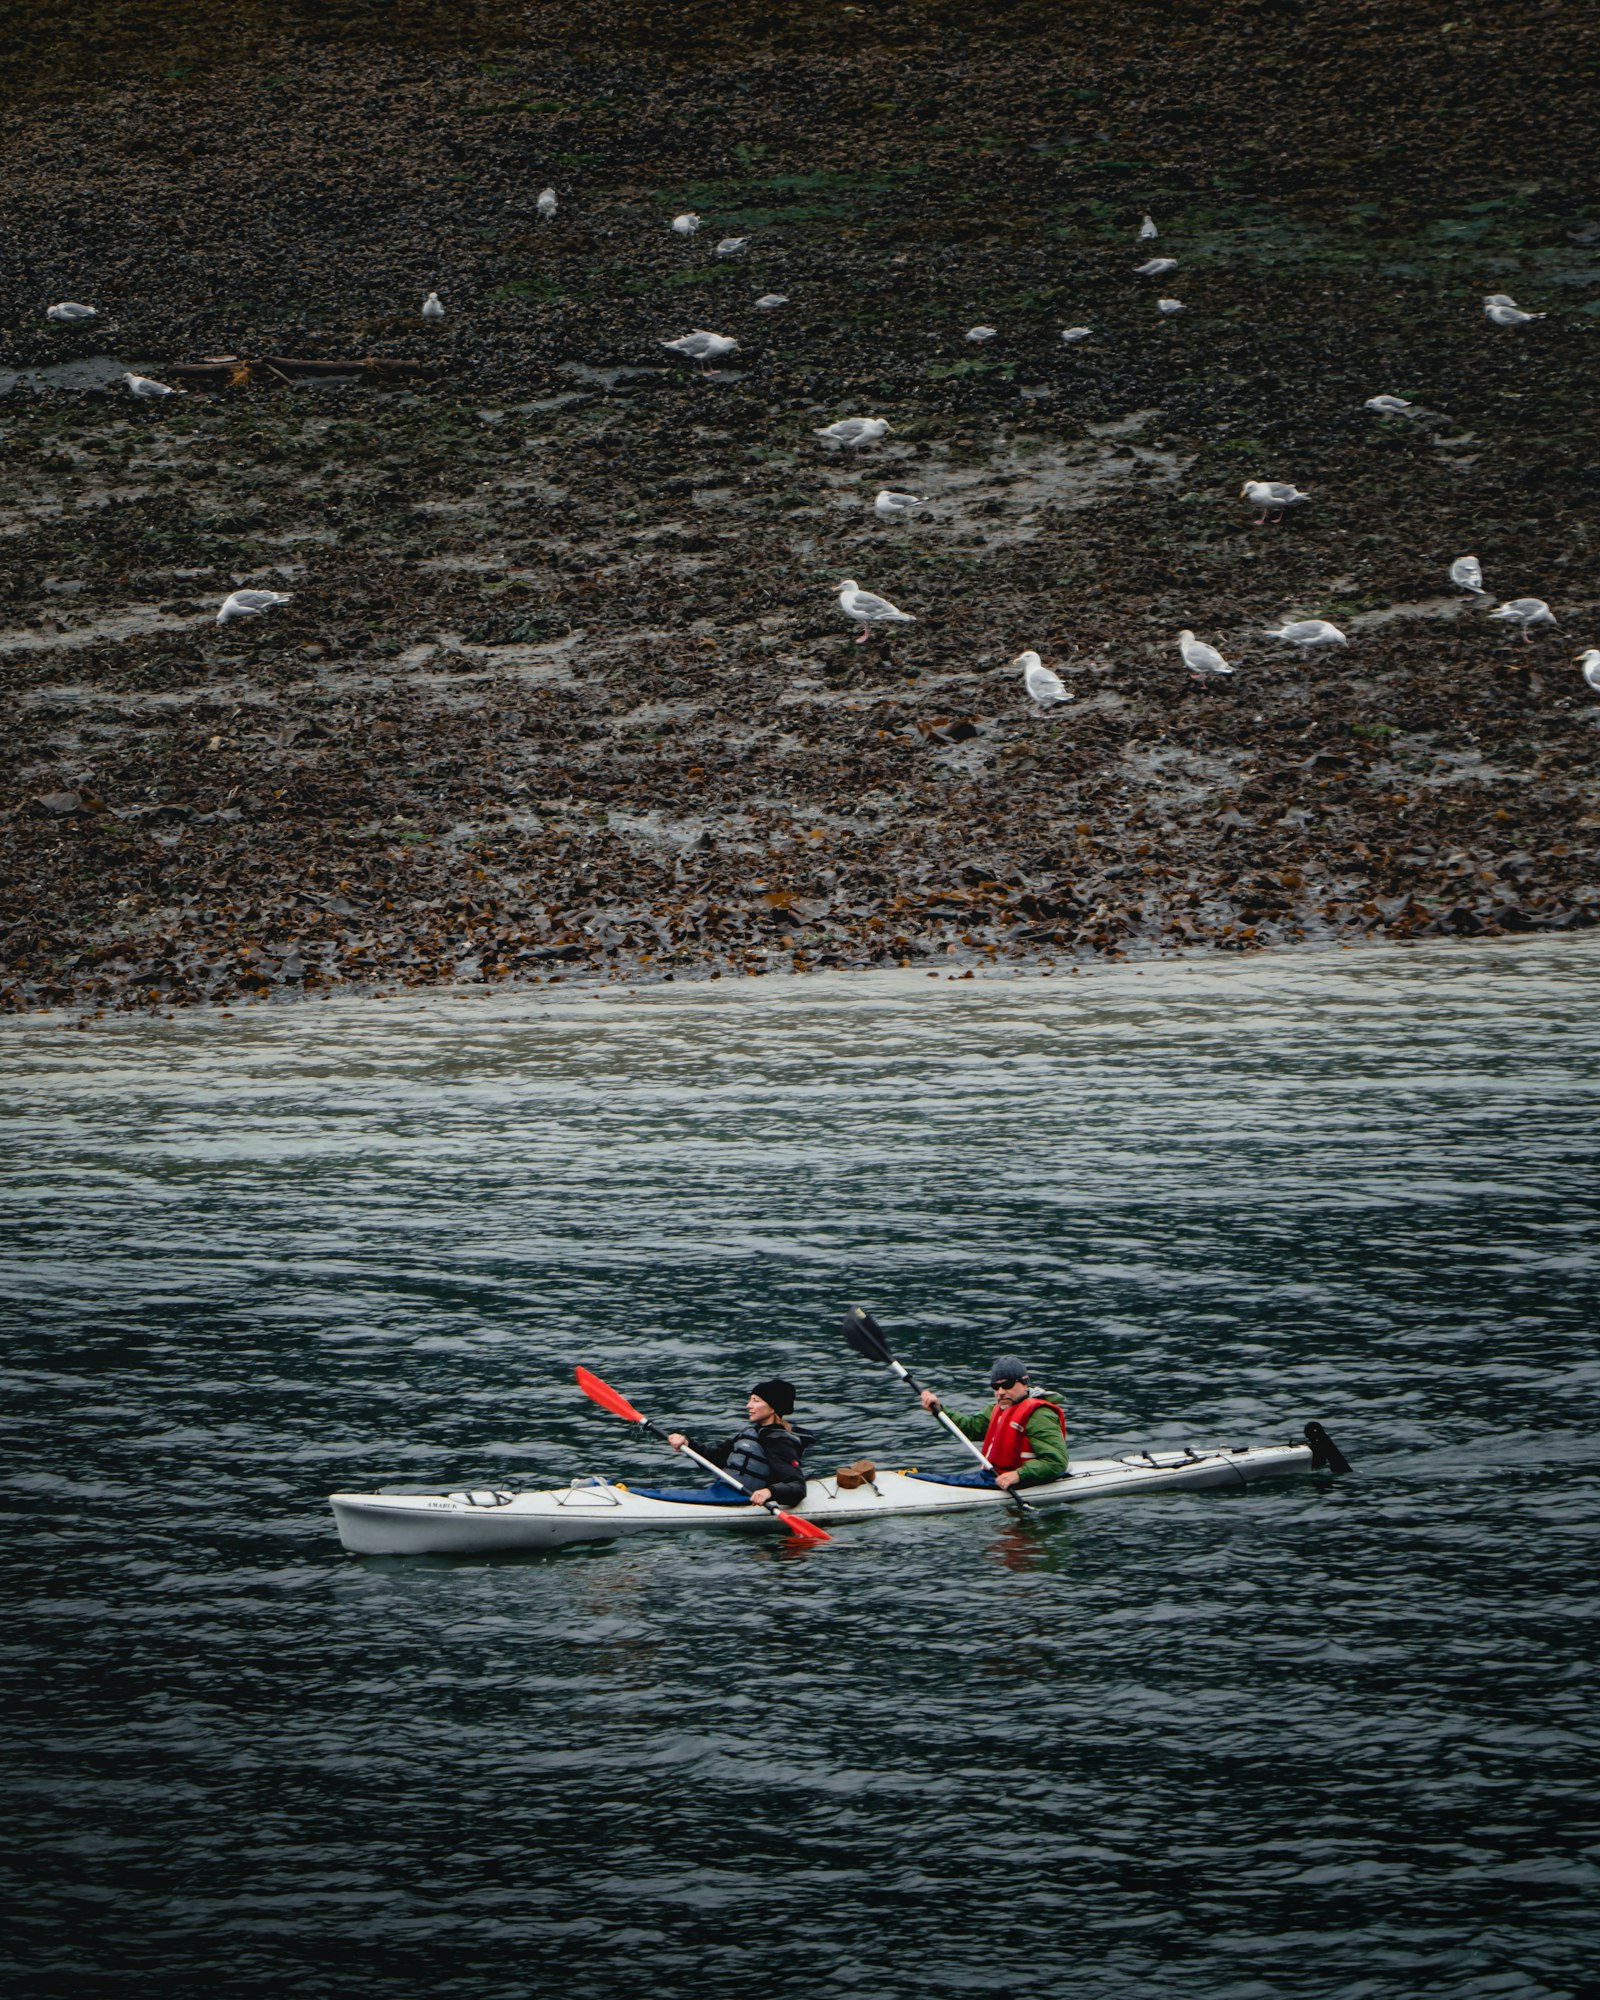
[722,1421,814,1492]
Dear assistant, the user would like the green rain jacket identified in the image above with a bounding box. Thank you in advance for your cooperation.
[947,1394,1069,1486]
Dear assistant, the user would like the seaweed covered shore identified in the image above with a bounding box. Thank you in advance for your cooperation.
[2,0,1598,1012]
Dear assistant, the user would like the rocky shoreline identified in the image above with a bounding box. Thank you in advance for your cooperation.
[3,0,1597,1014]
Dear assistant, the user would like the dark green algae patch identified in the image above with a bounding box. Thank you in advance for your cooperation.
[2,0,1599,1013]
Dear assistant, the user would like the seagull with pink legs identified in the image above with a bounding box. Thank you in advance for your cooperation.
[1177,630,1234,682]
[1240,479,1307,526]
[1488,598,1558,643]
[837,579,915,645]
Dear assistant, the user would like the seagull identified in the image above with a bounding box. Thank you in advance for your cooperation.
[1178,630,1233,681]
[1450,555,1485,595]
[837,579,914,644]
[1240,479,1307,524]
[123,372,183,400]
[1489,598,1557,641]
[217,589,292,626]
[754,293,789,309]
[1139,214,1158,240]
[1483,293,1519,308]
[536,187,557,219]
[1266,618,1347,651]
[874,489,924,519]
[421,292,445,320]
[1485,301,1544,326]
[1157,297,1185,315]
[1365,395,1417,416]
[966,325,998,343]
[671,212,701,236]
[1576,649,1600,694]
[1059,326,1092,344]
[1136,258,1178,276]
[815,417,891,450]
[46,302,97,322]
[715,237,747,257]
[1016,651,1072,707]
[660,329,739,367]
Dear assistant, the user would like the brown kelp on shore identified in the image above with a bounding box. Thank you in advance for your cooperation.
[3,0,1598,1011]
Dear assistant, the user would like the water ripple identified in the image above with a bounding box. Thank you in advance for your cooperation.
[3,940,1598,1998]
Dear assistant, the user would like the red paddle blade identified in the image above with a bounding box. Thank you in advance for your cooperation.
[776,1510,832,1543]
[575,1366,644,1425]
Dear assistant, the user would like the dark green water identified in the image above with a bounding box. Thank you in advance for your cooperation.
[5,943,1599,2000]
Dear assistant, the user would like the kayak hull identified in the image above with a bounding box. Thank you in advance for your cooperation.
[329,1443,1316,1556]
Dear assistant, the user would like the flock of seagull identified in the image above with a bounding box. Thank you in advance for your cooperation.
[35,196,1597,692]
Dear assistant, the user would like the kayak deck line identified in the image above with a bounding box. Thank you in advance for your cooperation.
[329,1433,1339,1557]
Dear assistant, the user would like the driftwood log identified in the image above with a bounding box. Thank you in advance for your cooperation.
[157,357,447,387]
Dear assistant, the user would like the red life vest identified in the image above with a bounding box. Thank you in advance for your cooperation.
[981,1394,1066,1472]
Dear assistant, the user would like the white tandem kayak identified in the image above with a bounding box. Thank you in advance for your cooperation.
[329,1426,1345,1556]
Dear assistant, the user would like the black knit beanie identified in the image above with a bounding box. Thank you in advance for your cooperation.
[750,1378,797,1417]
[989,1355,1030,1387]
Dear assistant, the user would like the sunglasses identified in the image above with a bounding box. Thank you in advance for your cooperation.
[992,1376,1025,1390]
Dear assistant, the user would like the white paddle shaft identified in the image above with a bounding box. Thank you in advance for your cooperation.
[890,1359,996,1471]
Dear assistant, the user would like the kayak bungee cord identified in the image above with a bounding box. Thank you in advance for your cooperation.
[839,1305,1036,1515]
[574,1367,833,1544]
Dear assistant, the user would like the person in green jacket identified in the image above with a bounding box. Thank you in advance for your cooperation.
[920,1354,1068,1489]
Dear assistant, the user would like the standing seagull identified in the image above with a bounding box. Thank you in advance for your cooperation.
[715,237,748,257]
[1450,555,1486,596]
[965,325,998,343]
[837,580,915,645]
[537,187,557,219]
[1575,650,1600,695]
[422,292,445,320]
[123,372,183,401]
[1060,326,1092,344]
[1015,651,1072,708]
[1488,598,1557,642]
[218,589,293,626]
[1240,479,1308,525]
[1139,214,1158,240]
[46,301,97,322]
[874,490,924,520]
[1156,297,1185,316]
[1365,395,1417,416]
[1178,630,1233,681]
[671,212,701,236]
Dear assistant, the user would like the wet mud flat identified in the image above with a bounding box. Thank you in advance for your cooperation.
[2,0,1598,1013]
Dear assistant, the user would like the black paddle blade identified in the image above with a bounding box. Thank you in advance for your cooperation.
[840,1305,893,1365]
[1304,1421,1352,1475]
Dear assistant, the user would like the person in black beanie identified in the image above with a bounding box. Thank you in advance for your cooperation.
[663,1379,815,1507]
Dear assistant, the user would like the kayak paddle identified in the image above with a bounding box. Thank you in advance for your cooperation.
[840,1305,1036,1514]
[574,1366,832,1543]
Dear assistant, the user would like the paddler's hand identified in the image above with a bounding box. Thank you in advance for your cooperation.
[995,1469,1021,1491]
[749,1487,772,1507]
[666,1432,687,1451]
[919,1389,940,1412]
